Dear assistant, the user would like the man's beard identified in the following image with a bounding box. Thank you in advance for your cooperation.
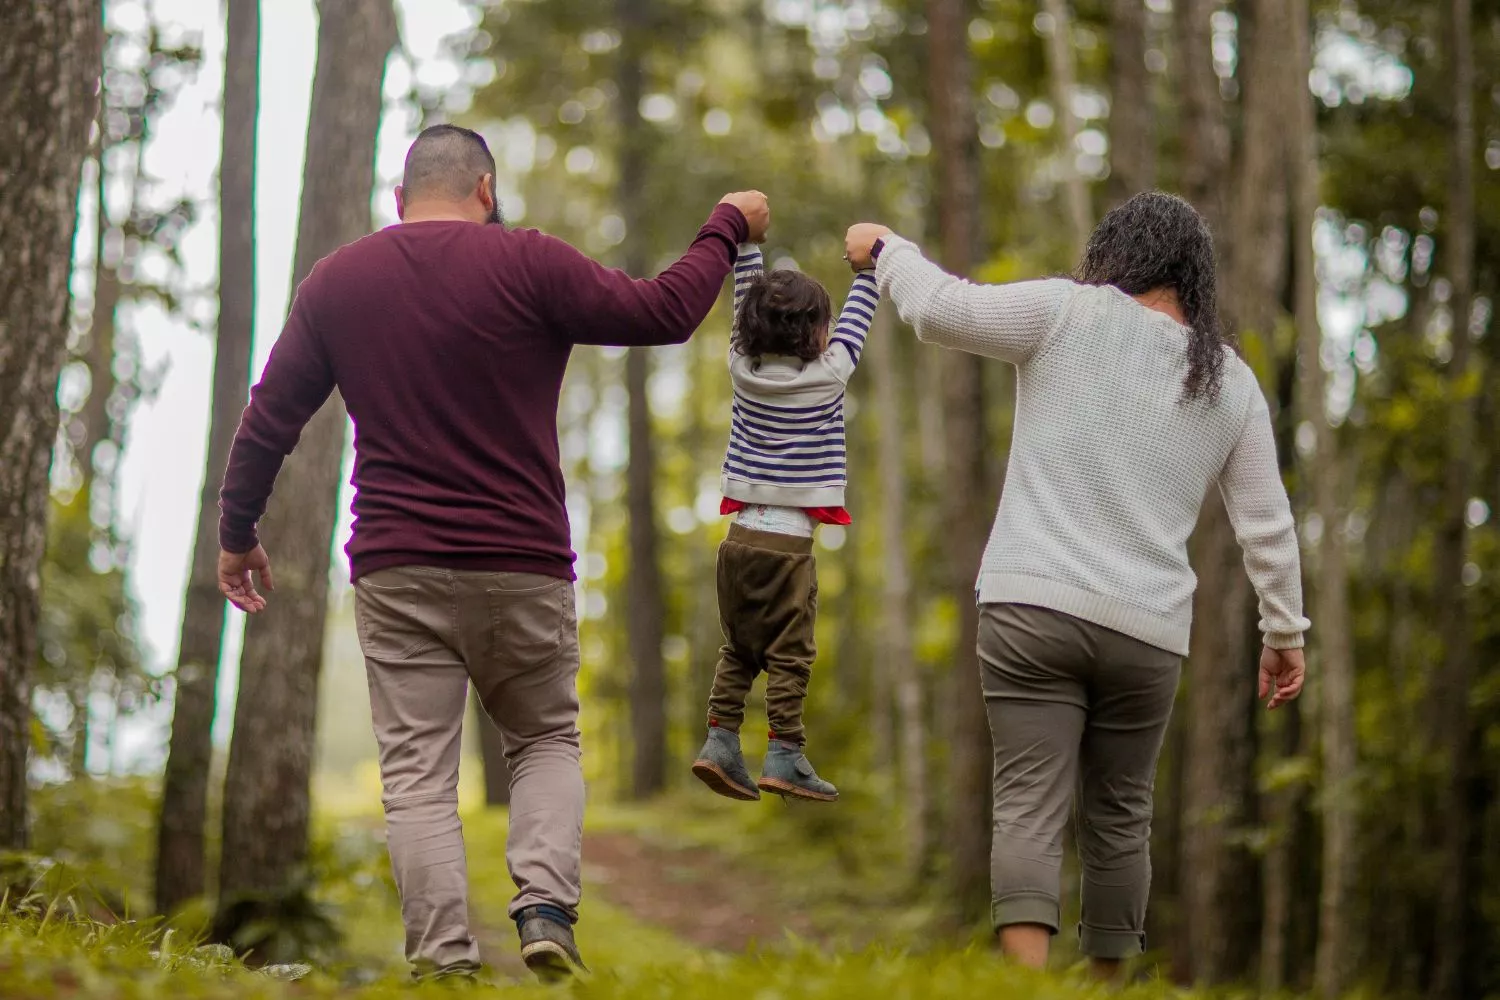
[487,181,505,226]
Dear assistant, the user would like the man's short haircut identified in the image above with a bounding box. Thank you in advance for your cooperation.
[401,124,497,203]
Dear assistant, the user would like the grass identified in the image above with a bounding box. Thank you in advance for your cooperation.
[0,904,1215,1000]
[0,779,1261,998]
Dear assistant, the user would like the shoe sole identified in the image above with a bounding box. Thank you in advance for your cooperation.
[757,776,839,802]
[691,759,761,800]
[521,940,586,983]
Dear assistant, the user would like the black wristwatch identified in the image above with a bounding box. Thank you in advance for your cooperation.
[870,237,886,261]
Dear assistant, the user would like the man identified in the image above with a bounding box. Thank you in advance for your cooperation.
[216,123,769,982]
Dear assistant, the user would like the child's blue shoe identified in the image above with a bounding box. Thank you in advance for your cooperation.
[691,727,761,801]
[758,739,838,802]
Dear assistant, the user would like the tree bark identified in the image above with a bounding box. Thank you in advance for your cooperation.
[927,0,992,923]
[79,158,122,491]
[1105,0,1154,208]
[871,305,928,872]
[155,0,260,917]
[1040,0,1092,254]
[1181,507,1258,984]
[1259,697,1303,992]
[1431,1,1476,995]
[1174,0,1229,227]
[0,0,104,851]
[616,0,668,799]
[1228,0,1289,340]
[217,0,395,904]
[1176,0,1264,981]
[1284,0,1358,991]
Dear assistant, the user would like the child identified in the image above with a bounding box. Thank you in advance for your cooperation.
[690,243,879,802]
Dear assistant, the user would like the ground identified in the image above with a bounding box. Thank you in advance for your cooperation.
[3,783,1185,998]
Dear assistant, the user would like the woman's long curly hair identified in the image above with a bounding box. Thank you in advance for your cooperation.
[733,269,833,362]
[1075,191,1232,402]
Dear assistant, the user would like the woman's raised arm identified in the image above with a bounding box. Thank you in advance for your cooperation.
[849,226,1073,365]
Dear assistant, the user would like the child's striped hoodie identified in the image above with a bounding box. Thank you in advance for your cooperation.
[720,245,879,510]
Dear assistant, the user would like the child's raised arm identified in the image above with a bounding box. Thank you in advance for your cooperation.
[825,270,879,382]
[731,244,764,331]
[727,244,764,363]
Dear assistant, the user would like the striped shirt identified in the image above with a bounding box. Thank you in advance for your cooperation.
[719,245,879,509]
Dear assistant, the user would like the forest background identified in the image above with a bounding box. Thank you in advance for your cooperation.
[1,0,1497,996]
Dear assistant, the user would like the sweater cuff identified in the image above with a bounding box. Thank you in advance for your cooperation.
[1263,629,1306,650]
[872,234,915,286]
[219,516,260,555]
[701,203,750,249]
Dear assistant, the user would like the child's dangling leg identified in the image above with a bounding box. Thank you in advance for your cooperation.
[752,543,837,803]
[691,534,762,801]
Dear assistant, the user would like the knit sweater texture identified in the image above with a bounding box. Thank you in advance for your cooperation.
[875,234,1310,656]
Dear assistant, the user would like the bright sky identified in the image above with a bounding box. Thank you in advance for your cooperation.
[112,0,473,769]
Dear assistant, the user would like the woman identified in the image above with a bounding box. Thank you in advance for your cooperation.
[844,192,1308,979]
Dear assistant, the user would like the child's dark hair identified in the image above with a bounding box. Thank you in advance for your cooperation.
[732,270,832,361]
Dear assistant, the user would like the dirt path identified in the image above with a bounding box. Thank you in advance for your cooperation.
[581,830,820,952]
[475,827,823,979]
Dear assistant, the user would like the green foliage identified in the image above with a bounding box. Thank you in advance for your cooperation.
[34,495,151,777]
[0,901,1278,1000]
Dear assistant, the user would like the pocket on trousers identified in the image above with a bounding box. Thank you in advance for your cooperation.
[355,579,441,661]
[487,577,571,669]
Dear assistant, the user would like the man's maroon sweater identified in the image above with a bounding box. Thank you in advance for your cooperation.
[219,204,748,581]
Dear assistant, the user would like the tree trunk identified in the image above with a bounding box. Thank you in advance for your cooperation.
[1431,0,1476,994]
[1285,0,1358,991]
[475,690,511,807]
[1176,0,1263,981]
[616,0,667,799]
[79,158,122,491]
[683,313,720,740]
[1105,0,1154,208]
[1174,0,1229,227]
[155,0,260,917]
[927,0,992,923]
[1040,0,1092,254]
[871,305,928,872]
[1261,336,1306,993]
[1259,698,1303,992]
[217,0,395,904]
[1181,506,1259,984]
[0,0,104,851]
[1228,0,1289,341]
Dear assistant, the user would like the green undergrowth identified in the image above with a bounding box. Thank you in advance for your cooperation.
[0,780,1287,997]
[0,905,1237,1000]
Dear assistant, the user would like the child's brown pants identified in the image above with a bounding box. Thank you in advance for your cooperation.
[706,523,818,742]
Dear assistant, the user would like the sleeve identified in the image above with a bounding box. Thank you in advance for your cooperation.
[729,243,763,361]
[874,234,1073,366]
[823,270,880,382]
[217,278,337,553]
[538,203,749,347]
[1217,388,1312,649]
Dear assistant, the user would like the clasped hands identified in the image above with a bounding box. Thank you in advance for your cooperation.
[718,191,891,274]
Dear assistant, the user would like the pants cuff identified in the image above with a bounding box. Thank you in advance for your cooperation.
[707,715,741,733]
[992,892,1060,934]
[1079,923,1145,959]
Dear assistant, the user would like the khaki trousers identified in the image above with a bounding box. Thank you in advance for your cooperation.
[979,602,1180,960]
[354,566,583,978]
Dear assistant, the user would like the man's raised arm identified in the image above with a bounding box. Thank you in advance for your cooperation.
[540,192,769,348]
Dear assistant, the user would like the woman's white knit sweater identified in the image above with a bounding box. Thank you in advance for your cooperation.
[875,234,1310,656]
